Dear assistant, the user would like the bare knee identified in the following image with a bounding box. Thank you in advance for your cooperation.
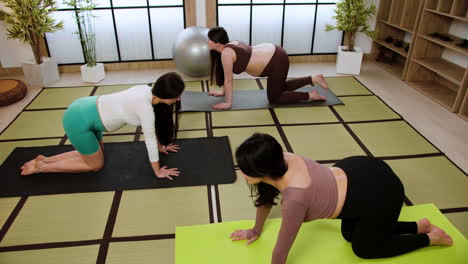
[90,160,104,172]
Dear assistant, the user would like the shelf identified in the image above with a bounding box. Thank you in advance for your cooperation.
[425,8,468,22]
[407,80,458,111]
[372,59,405,80]
[413,58,465,85]
[419,34,468,56]
[378,19,413,33]
[374,39,408,57]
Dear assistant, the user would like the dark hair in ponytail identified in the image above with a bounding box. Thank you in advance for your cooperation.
[151,72,185,146]
[235,133,287,207]
[208,27,229,87]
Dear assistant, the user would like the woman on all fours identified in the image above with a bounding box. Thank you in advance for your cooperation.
[230,133,453,264]
[207,26,328,110]
[20,72,185,180]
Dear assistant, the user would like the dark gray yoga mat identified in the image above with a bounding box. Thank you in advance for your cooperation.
[180,85,343,112]
[0,137,236,197]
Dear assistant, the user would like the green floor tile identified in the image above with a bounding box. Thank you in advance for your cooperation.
[104,124,137,135]
[0,192,113,246]
[386,157,468,209]
[274,107,338,124]
[103,135,135,143]
[0,245,99,264]
[93,84,134,96]
[212,109,274,127]
[445,212,468,239]
[232,79,261,90]
[113,187,210,237]
[179,112,206,130]
[213,126,285,164]
[177,130,207,139]
[208,79,260,92]
[283,124,365,161]
[0,139,61,164]
[0,110,65,140]
[334,96,400,122]
[325,76,372,96]
[140,130,207,142]
[26,87,94,110]
[184,81,203,92]
[218,172,281,223]
[107,240,174,264]
[349,121,439,157]
[0,197,20,229]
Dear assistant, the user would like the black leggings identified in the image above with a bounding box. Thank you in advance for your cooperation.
[260,45,311,104]
[333,156,430,259]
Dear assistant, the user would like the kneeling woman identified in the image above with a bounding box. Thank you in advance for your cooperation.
[231,133,452,263]
[21,72,184,180]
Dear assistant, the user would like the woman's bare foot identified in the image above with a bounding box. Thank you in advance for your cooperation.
[20,160,44,175]
[417,218,432,234]
[311,74,328,89]
[309,90,326,101]
[20,155,47,170]
[428,226,453,246]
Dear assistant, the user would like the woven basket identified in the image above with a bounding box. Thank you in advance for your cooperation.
[0,79,27,107]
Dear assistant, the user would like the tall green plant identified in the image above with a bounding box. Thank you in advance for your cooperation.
[325,0,376,52]
[64,0,97,67]
[0,0,63,64]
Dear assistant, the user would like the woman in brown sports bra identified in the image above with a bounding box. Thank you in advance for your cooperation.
[207,27,328,110]
[230,133,453,264]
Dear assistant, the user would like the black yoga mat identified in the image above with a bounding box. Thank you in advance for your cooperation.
[0,137,236,197]
[180,85,343,112]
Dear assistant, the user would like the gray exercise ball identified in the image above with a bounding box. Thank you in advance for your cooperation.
[172,26,210,77]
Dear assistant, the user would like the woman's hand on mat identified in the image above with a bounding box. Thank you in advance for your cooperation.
[155,166,179,180]
[159,143,180,155]
[229,229,259,245]
[208,90,225,97]
[212,102,232,110]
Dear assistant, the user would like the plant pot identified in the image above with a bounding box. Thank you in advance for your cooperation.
[80,63,105,83]
[336,46,363,75]
[21,58,60,86]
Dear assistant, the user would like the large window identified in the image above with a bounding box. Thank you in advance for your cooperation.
[217,0,343,55]
[45,0,186,64]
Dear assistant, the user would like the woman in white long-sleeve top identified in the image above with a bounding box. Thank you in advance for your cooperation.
[21,72,184,180]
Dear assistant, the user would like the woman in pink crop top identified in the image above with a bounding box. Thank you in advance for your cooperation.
[207,27,329,110]
[230,133,453,264]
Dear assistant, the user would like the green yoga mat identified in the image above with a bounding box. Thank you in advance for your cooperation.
[175,204,468,264]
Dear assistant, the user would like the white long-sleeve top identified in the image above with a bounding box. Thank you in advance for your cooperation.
[98,85,159,162]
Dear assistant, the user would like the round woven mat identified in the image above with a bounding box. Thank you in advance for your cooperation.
[0,79,27,107]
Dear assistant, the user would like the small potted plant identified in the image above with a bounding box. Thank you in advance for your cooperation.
[65,0,105,83]
[325,0,376,75]
[0,0,63,86]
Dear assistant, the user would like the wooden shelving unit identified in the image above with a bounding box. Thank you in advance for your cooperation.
[371,0,425,80]
[406,0,468,112]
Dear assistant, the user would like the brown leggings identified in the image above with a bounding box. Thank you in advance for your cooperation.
[260,45,311,104]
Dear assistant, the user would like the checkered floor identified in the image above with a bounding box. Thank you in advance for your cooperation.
[0,77,466,263]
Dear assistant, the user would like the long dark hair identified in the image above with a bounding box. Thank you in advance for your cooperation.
[235,133,287,207]
[208,27,229,87]
[151,72,185,146]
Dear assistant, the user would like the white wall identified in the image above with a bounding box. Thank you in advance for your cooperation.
[196,0,206,27]
[0,4,34,68]
[354,0,380,53]
[443,20,468,68]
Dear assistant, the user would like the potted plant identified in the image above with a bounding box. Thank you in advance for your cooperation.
[65,0,105,83]
[0,0,63,86]
[325,0,376,75]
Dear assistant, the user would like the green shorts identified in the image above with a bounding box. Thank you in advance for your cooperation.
[62,96,106,155]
